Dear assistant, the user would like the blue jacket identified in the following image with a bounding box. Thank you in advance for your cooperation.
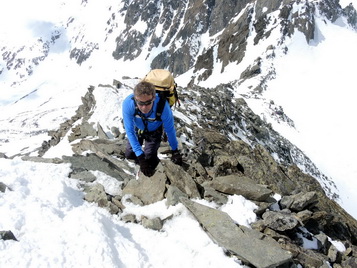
[122,93,178,156]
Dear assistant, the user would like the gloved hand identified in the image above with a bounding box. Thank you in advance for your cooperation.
[171,149,183,166]
[137,154,155,177]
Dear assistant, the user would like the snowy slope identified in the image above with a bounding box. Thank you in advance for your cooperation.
[1,0,357,266]
[1,0,357,218]
[0,157,252,267]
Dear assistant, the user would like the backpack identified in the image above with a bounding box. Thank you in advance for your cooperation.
[142,69,179,107]
[133,69,180,134]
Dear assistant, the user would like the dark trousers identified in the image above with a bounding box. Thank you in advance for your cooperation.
[125,127,162,165]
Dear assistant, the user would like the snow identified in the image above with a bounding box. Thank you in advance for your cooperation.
[0,158,244,267]
[1,0,357,267]
[247,15,357,219]
[329,238,347,252]
[340,0,357,8]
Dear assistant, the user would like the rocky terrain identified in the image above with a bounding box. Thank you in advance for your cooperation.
[2,0,356,87]
[2,81,356,267]
[1,0,357,267]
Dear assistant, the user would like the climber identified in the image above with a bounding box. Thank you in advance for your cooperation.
[122,81,182,177]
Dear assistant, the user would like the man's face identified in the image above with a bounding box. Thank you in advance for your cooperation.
[135,94,155,114]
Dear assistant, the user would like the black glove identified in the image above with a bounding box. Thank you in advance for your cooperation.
[137,154,155,177]
[171,149,183,166]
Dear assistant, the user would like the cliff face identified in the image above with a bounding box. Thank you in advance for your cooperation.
[2,0,356,87]
[110,0,356,82]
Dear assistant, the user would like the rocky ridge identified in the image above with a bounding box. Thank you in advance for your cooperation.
[1,1,357,266]
[1,82,356,268]
[2,0,356,89]
[110,0,357,83]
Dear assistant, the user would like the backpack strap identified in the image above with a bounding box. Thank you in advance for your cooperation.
[132,97,150,133]
[172,82,180,107]
[155,92,167,121]
[132,95,166,134]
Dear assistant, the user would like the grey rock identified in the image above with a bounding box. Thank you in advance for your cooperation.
[226,141,297,195]
[180,197,292,268]
[328,244,341,263]
[315,233,330,254]
[199,129,230,146]
[111,197,125,211]
[162,160,201,199]
[262,210,299,231]
[252,201,275,217]
[73,138,126,157]
[282,242,329,268]
[63,154,127,181]
[280,191,319,211]
[295,209,313,223]
[141,217,163,231]
[0,230,17,241]
[211,154,241,177]
[121,214,137,223]
[165,185,188,207]
[69,121,97,142]
[344,4,357,30]
[112,79,122,89]
[124,195,144,206]
[84,183,120,215]
[107,202,120,215]
[84,183,108,205]
[240,60,261,80]
[21,156,64,164]
[97,123,109,139]
[38,86,96,156]
[70,171,97,182]
[71,139,131,177]
[0,182,10,193]
[341,257,357,267]
[111,126,121,138]
[191,160,210,182]
[207,174,273,202]
[202,185,228,205]
[122,166,167,205]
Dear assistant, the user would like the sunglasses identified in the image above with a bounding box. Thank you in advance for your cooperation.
[135,98,154,106]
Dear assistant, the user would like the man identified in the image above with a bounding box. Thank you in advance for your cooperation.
[122,81,182,177]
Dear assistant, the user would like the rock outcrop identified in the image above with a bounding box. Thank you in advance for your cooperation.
[3,0,356,91]
[109,0,357,84]
[3,83,354,268]
[180,197,293,268]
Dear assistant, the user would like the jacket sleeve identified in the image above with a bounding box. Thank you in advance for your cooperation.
[122,96,144,157]
[161,102,179,151]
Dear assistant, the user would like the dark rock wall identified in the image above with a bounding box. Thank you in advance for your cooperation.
[111,0,355,81]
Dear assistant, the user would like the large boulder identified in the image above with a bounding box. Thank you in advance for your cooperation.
[206,174,273,202]
[180,197,292,268]
[122,165,167,205]
[162,160,201,199]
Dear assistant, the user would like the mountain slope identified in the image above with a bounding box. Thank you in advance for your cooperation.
[1,1,357,267]
[0,0,357,216]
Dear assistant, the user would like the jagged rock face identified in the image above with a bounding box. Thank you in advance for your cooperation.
[111,0,356,81]
[279,1,316,42]
[344,3,357,28]
[2,0,356,86]
[113,0,254,74]
[173,84,338,199]
[0,32,60,85]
